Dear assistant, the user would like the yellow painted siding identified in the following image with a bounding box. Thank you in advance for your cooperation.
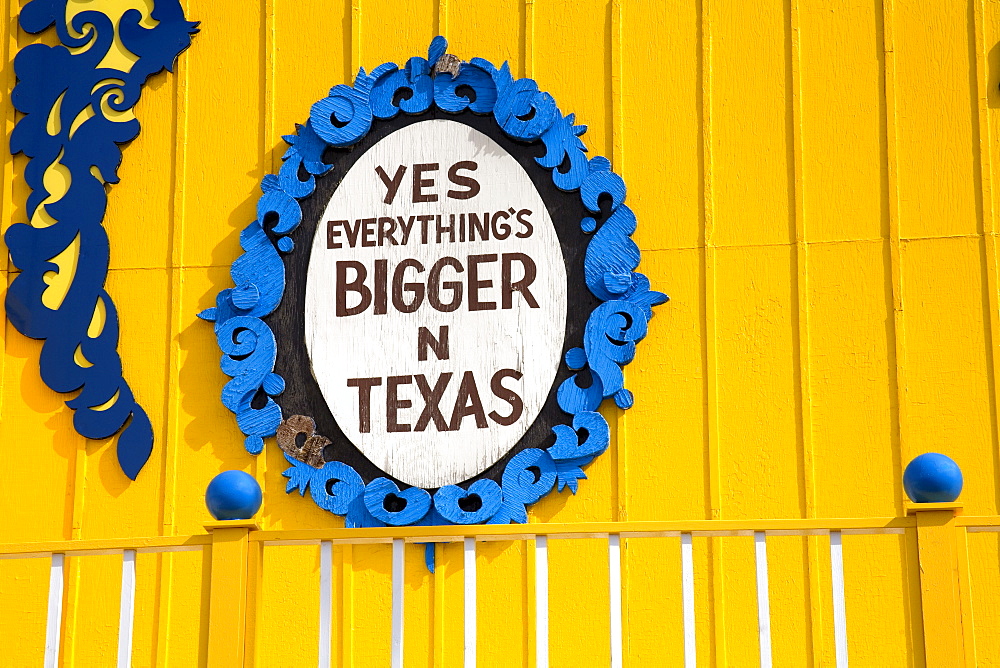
[1,0,1000,665]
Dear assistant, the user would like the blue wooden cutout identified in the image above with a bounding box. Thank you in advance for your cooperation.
[7,0,197,479]
[220,36,667,526]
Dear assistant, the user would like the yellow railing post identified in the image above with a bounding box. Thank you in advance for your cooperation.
[906,502,966,666]
[205,519,259,667]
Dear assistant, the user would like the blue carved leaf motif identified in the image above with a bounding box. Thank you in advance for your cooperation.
[537,110,589,192]
[6,0,197,479]
[434,479,503,524]
[434,63,498,114]
[370,58,434,119]
[311,461,366,515]
[211,36,666,526]
[283,454,315,496]
[364,478,432,526]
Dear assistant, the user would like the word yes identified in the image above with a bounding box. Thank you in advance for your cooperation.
[375,161,480,205]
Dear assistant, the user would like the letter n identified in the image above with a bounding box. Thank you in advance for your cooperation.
[417,326,449,361]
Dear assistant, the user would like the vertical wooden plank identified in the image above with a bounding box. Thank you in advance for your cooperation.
[0,0,14,268]
[392,538,404,668]
[206,523,255,667]
[176,0,263,270]
[270,0,351,167]
[966,532,1000,665]
[973,0,1000,542]
[320,541,333,668]
[956,533,978,666]
[893,0,978,239]
[464,537,476,668]
[711,0,791,247]
[535,535,548,668]
[0,558,50,665]
[0,315,77,543]
[807,240,896,663]
[82,269,172,538]
[533,0,611,158]
[912,508,966,664]
[609,534,622,668]
[754,533,773,668]
[477,541,529,666]
[101,41,178,270]
[350,545,393,667]
[64,553,125,667]
[715,244,801,518]
[829,532,849,668]
[255,544,325,666]
[445,0,522,73]
[786,1,826,661]
[903,237,994,514]
[842,533,920,666]
[117,550,136,668]
[681,534,696,668]
[622,0,700,251]
[986,0,1000,244]
[798,0,886,243]
[339,544,355,668]
[546,536,611,666]
[701,2,725,666]
[44,553,65,668]
[619,536,684,666]
[359,0,437,68]
[158,548,212,667]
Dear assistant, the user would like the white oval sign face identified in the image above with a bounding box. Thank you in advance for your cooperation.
[305,119,567,488]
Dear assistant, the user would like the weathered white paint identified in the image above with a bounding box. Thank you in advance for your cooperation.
[464,536,476,668]
[392,538,404,668]
[681,533,696,668]
[319,541,333,668]
[535,535,549,668]
[830,531,849,667]
[117,550,136,668]
[609,534,622,668]
[755,532,773,668]
[306,119,567,487]
[44,553,64,668]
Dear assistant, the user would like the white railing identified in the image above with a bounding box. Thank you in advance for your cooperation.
[3,509,991,666]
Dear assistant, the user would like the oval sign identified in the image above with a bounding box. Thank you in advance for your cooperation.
[305,119,567,488]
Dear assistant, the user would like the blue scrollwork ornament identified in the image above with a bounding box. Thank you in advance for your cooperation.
[7,0,198,479]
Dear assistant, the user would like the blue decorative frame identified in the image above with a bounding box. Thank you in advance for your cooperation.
[7,0,197,479]
[201,36,667,526]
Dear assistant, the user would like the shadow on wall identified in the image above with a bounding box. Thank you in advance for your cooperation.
[991,40,1000,109]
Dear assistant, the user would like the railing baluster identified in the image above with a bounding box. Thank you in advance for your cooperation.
[319,541,333,668]
[535,535,549,668]
[392,538,404,668]
[117,550,136,668]
[44,553,65,668]
[754,532,773,668]
[609,534,623,668]
[830,531,849,667]
[681,533,696,668]
[464,536,476,668]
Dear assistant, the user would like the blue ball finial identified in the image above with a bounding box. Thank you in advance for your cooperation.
[903,453,963,503]
[206,470,263,520]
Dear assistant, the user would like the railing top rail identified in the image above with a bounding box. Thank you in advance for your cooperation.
[251,517,916,545]
[0,534,211,558]
[0,516,930,556]
[957,516,1000,528]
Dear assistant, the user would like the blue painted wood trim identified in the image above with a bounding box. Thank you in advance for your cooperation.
[7,0,198,479]
[202,36,668,524]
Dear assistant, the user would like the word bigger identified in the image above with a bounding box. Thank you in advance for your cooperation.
[334,253,539,317]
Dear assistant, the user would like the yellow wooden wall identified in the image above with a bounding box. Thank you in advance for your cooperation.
[1,0,1000,665]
